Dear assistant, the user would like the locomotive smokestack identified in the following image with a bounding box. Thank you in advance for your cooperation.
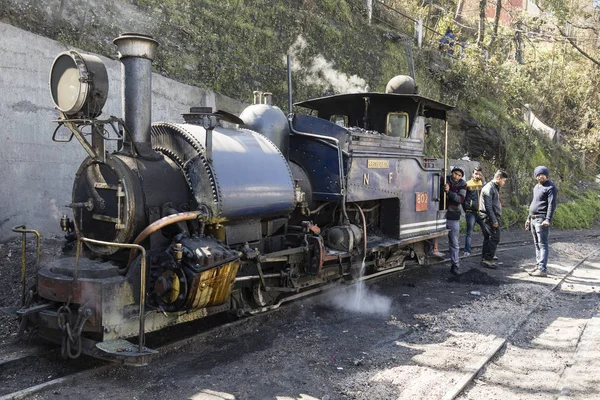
[113,33,160,159]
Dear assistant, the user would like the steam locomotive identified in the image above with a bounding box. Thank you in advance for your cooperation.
[17,34,453,365]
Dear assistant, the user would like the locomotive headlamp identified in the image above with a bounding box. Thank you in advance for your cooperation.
[49,50,108,118]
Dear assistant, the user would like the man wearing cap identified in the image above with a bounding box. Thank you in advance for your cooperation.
[525,166,558,277]
[479,169,509,268]
[444,167,467,275]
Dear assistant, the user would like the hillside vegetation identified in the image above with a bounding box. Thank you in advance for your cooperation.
[2,0,599,228]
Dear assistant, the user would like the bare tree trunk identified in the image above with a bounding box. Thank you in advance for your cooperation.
[489,0,501,48]
[476,0,487,46]
[455,0,464,22]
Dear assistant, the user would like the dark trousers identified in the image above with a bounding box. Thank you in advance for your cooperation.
[481,217,500,261]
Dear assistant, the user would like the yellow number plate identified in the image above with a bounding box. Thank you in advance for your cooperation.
[367,160,389,169]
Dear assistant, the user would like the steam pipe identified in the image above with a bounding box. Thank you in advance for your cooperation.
[113,33,158,155]
[126,211,207,268]
[354,203,368,256]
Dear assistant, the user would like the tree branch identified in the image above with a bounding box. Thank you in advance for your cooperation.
[555,25,600,67]
[533,1,600,67]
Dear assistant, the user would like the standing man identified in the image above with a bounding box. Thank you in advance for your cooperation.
[479,169,509,268]
[462,166,486,256]
[525,166,558,277]
[444,167,467,275]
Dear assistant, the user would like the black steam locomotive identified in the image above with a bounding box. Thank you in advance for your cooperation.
[18,34,453,365]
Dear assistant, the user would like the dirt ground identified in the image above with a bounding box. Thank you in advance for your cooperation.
[1,227,600,400]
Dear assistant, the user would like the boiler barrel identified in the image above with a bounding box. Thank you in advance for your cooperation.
[151,123,295,221]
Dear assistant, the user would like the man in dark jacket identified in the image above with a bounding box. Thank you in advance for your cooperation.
[479,169,508,268]
[444,166,467,275]
[524,166,558,277]
[462,166,486,256]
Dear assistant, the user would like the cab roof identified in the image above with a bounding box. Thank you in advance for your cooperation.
[295,92,454,120]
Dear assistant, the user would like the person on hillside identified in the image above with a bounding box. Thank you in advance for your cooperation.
[443,166,467,275]
[439,27,456,56]
[462,166,486,257]
[524,166,558,277]
[479,169,509,269]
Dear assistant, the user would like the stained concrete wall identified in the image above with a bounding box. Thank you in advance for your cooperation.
[0,23,245,242]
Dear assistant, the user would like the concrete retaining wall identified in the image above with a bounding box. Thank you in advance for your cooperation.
[0,23,245,242]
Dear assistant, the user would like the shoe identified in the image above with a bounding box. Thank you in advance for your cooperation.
[481,259,497,269]
[450,264,459,275]
[493,255,499,260]
[524,266,537,273]
[528,269,547,277]
[462,251,471,257]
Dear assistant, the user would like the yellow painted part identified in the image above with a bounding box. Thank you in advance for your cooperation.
[187,260,240,309]
[161,271,180,304]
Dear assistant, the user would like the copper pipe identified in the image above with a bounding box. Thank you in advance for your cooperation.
[127,211,205,267]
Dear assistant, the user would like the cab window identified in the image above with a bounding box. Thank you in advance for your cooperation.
[386,112,409,138]
[330,114,348,127]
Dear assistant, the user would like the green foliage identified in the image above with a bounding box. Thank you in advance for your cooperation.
[500,206,528,229]
[553,189,600,229]
[4,0,598,214]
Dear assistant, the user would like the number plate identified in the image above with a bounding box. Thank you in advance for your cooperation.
[415,192,428,211]
[367,159,389,168]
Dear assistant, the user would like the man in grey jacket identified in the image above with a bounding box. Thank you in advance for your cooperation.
[479,169,509,268]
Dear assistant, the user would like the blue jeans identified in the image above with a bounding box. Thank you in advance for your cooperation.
[531,217,549,272]
[447,220,460,266]
[464,212,484,253]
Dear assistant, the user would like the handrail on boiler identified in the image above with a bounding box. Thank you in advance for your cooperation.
[288,120,349,223]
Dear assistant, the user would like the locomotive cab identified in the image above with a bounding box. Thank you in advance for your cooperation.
[290,76,451,251]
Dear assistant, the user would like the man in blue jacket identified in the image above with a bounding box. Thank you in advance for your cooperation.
[444,166,467,275]
[525,166,558,277]
[479,170,509,268]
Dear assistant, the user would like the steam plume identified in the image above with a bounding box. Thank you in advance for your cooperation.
[284,35,367,94]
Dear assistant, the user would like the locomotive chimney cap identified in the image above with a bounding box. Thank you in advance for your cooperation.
[113,33,159,61]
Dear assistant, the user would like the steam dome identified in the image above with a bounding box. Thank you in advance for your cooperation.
[385,75,416,94]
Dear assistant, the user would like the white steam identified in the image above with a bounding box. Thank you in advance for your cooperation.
[327,281,392,316]
[284,35,367,94]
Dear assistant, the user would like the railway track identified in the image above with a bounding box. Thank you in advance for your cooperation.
[0,232,595,399]
[441,247,600,400]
